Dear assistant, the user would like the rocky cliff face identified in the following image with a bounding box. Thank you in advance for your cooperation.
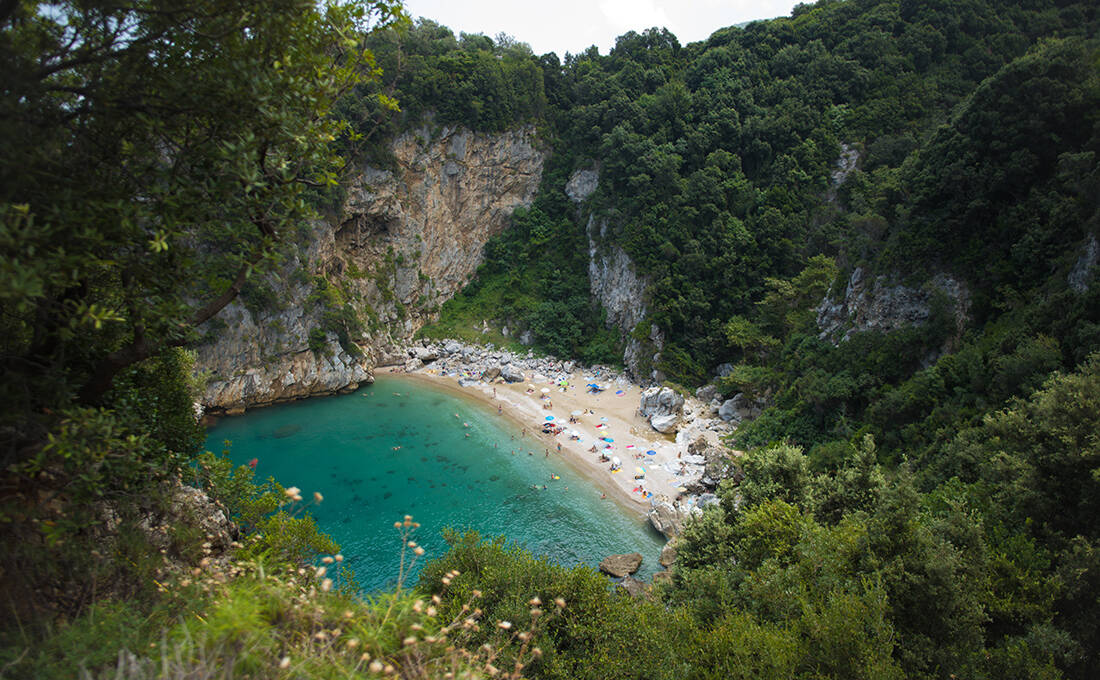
[571,168,663,383]
[816,266,970,346]
[195,125,545,412]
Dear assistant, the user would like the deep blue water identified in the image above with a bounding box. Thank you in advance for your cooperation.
[204,375,665,591]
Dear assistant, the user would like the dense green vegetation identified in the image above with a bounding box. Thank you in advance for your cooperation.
[3,0,1100,677]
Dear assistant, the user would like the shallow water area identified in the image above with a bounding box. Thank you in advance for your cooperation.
[204,375,665,591]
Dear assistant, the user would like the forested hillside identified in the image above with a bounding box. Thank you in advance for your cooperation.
[2,0,1099,677]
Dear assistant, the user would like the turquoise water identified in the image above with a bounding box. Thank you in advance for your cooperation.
[204,375,665,591]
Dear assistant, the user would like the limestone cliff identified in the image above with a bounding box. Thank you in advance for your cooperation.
[816,266,970,347]
[195,125,545,412]
[569,168,663,383]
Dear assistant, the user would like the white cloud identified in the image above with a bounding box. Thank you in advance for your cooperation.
[399,0,799,57]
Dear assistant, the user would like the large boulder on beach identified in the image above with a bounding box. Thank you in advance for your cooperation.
[639,386,684,418]
[501,365,525,383]
[404,357,423,372]
[481,366,501,381]
[599,552,643,577]
[412,346,438,362]
[650,413,680,433]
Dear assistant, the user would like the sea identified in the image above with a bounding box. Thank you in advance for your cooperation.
[203,374,666,591]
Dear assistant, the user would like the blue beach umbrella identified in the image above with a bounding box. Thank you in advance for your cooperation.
[645,450,657,456]
[545,415,555,421]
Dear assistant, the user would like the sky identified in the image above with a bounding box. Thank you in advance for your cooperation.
[399,0,802,58]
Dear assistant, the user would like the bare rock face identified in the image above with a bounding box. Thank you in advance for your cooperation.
[565,167,599,203]
[194,124,545,411]
[640,386,684,432]
[587,213,663,382]
[599,552,643,577]
[1069,234,1098,293]
[659,539,678,568]
[647,496,699,539]
[816,267,970,347]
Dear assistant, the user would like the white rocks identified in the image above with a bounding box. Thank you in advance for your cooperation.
[718,394,764,424]
[650,414,680,434]
[816,266,970,345]
[565,167,599,203]
[639,386,684,433]
[501,365,526,383]
[647,496,698,539]
[1069,234,1098,293]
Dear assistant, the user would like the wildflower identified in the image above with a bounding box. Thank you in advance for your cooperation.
[426,606,437,617]
[414,546,425,556]
[369,660,383,672]
[529,597,542,606]
[497,620,512,630]
[413,599,424,613]
[345,638,359,649]
[407,540,417,548]
[431,595,442,604]
[518,632,530,642]
[403,636,417,646]
[315,566,327,578]
[384,664,395,674]
[279,656,291,669]
[472,589,482,598]
[321,578,333,592]
[334,554,344,563]
[532,647,543,658]
[530,608,542,618]
[314,631,328,641]
[322,556,334,564]
[393,521,401,529]
[343,610,354,619]
[284,486,302,501]
[554,597,566,609]
[313,491,323,503]
[485,663,499,676]
[410,623,423,632]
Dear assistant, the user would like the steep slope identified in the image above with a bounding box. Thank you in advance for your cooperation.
[195,125,544,412]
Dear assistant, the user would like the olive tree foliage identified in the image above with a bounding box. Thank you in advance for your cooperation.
[0,0,404,421]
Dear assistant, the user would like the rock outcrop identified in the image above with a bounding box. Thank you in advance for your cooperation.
[1069,234,1098,293]
[195,125,545,411]
[599,552,643,577]
[647,496,699,539]
[639,386,684,433]
[816,266,969,345]
[718,393,766,424]
[572,170,663,382]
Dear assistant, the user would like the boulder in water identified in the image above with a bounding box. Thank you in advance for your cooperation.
[599,552,643,577]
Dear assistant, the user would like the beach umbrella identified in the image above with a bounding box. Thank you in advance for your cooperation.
[612,456,621,466]
[600,417,609,422]
[635,466,646,477]
[570,410,582,416]
[645,449,657,456]
[626,444,635,449]
[541,387,550,394]
[603,437,614,442]
[545,415,555,421]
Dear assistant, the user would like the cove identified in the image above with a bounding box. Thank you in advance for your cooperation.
[204,374,666,591]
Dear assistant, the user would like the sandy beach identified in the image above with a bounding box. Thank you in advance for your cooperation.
[393,365,700,516]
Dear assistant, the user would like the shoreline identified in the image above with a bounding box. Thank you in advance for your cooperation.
[384,353,722,524]
[390,371,652,518]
